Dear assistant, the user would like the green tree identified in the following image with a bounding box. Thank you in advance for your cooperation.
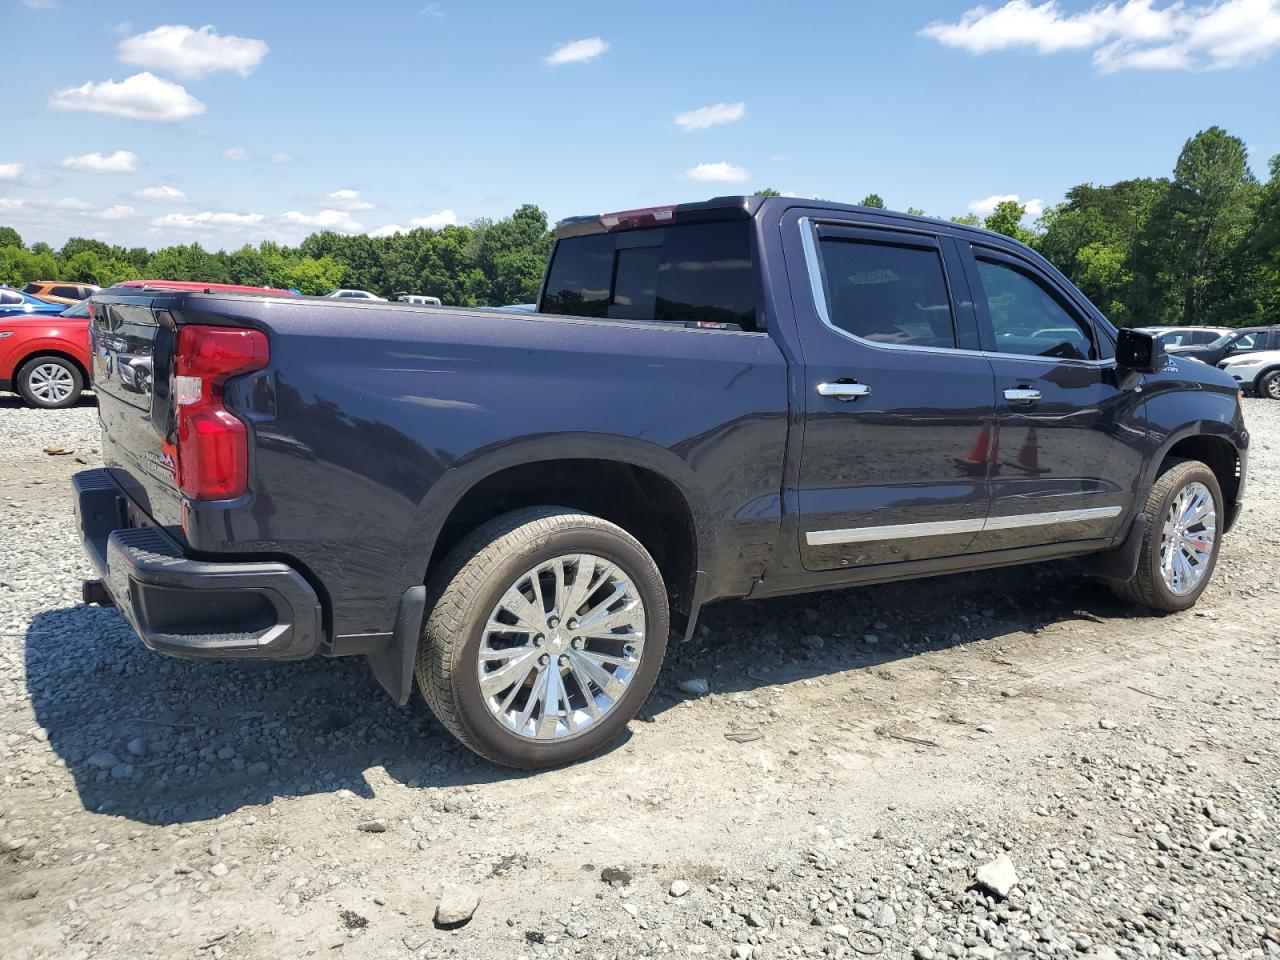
[1136,126,1258,326]
[860,193,885,209]
[752,188,782,197]
[983,200,1032,243]
[0,226,22,249]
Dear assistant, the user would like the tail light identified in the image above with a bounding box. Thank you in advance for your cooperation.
[599,205,675,230]
[169,325,269,500]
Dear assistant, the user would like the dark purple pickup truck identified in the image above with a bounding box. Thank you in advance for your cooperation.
[75,196,1248,768]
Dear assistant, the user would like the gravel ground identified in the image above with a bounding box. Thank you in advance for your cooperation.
[1,393,1278,960]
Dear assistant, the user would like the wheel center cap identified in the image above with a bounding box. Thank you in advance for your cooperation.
[547,627,568,652]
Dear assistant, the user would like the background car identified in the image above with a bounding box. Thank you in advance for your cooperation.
[1219,348,1280,399]
[324,288,386,300]
[112,280,300,297]
[22,281,100,305]
[1133,325,1232,349]
[391,292,443,306]
[0,285,66,319]
[0,296,91,408]
[1164,325,1280,365]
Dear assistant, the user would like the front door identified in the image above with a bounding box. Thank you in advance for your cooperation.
[789,216,997,571]
[960,243,1142,552]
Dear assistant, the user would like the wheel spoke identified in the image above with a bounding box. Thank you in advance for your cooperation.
[497,586,545,633]
[569,648,627,700]
[479,647,540,697]
[562,555,596,619]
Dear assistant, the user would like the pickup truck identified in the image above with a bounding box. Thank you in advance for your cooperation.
[74,196,1249,769]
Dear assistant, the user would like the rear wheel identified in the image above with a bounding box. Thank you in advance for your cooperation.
[416,507,669,769]
[1257,369,1280,400]
[1109,459,1222,612]
[16,355,83,409]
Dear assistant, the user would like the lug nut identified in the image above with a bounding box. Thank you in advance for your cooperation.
[547,616,560,628]
[533,635,544,646]
[538,654,550,667]
[558,655,569,667]
[571,637,584,650]
[567,618,578,630]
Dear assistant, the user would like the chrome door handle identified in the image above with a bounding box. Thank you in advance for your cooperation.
[817,382,871,400]
[1004,388,1042,404]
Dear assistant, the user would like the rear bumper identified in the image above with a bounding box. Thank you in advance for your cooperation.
[73,468,323,660]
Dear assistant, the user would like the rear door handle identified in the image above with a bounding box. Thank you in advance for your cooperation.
[817,381,871,400]
[1004,388,1042,404]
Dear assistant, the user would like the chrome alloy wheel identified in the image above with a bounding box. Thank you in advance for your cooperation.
[1159,481,1216,596]
[28,362,75,404]
[477,554,646,741]
[1267,376,1280,400]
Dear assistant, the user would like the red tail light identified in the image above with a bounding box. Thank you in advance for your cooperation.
[169,325,269,500]
[599,205,675,230]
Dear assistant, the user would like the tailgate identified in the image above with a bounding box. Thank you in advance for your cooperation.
[90,297,184,530]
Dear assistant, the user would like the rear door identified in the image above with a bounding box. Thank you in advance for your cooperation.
[786,213,997,570]
[959,242,1141,552]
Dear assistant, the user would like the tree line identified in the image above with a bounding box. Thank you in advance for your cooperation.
[2,127,1276,326]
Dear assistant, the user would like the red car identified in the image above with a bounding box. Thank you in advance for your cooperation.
[1,281,300,409]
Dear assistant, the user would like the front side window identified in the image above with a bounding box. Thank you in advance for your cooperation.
[1,290,23,305]
[1229,332,1264,353]
[816,237,956,348]
[976,258,1096,361]
[541,221,757,330]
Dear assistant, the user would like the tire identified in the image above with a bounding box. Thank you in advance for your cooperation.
[1257,369,1280,400]
[1109,459,1223,612]
[416,507,669,769]
[16,355,84,409]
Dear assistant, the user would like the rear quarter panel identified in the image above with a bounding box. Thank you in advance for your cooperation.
[175,298,790,642]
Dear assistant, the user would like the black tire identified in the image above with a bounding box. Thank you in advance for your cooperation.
[1109,459,1223,612]
[1257,368,1280,401]
[416,507,669,769]
[16,354,84,409]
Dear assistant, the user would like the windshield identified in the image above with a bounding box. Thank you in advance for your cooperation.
[1205,332,1237,349]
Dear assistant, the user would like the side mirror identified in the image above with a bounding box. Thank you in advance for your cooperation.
[1116,328,1165,373]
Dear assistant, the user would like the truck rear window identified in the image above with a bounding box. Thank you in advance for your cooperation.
[540,221,758,331]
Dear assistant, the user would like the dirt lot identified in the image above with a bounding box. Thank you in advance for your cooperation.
[2,396,1278,960]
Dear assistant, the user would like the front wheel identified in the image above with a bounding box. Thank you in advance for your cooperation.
[16,355,84,409]
[1109,459,1223,612]
[416,507,669,769]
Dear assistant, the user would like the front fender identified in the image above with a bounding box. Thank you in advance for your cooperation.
[0,331,91,380]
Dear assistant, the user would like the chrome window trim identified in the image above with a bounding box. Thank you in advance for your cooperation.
[798,217,1113,367]
[805,505,1122,547]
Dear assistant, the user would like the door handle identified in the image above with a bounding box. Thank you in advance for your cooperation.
[817,381,871,400]
[1004,388,1042,404]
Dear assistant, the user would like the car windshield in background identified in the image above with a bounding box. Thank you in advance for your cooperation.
[540,221,758,331]
[1206,332,1236,349]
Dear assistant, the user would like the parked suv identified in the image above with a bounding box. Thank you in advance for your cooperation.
[1166,326,1280,365]
[1219,349,1280,399]
[76,196,1248,769]
[22,281,100,305]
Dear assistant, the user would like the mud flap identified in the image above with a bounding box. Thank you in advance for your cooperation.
[367,585,427,705]
[1080,514,1147,581]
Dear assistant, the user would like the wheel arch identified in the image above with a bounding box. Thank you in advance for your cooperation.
[1252,364,1280,395]
[14,347,90,385]
[1148,429,1242,508]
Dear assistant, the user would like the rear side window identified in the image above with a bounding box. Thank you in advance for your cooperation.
[816,238,956,348]
[541,221,758,330]
[52,285,81,298]
[21,283,41,295]
[975,258,1096,361]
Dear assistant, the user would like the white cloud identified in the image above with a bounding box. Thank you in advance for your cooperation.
[410,209,458,229]
[280,209,365,233]
[680,161,751,183]
[370,210,459,236]
[269,151,293,164]
[223,146,248,161]
[0,198,27,211]
[97,205,137,220]
[545,37,609,65]
[968,193,1045,218]
[0,163,24,181]
[151,210,265,229]
[117,24,269,80]
[49,72,206,122]
[420,2,444,15]
[134,185,187,201]
[674,101,746,132]
[22,0,58,8]
[921,0,1280,72]
[327,188,374,211]
[42,197,96,211]
[61,150,139,174]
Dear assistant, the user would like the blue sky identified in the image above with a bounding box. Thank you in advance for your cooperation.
[2,0,1278,250]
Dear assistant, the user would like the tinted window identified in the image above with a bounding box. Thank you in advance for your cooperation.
[21,283,40,294]
[0,290,23,305]
[1229,332,1265,352]
[52,286,80,298]
[542,222,757,330]
[816,238,956,348]
[1191,330,1218,345]
[976,258,1095,361]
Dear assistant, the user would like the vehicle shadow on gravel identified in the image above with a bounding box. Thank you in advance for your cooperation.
[26,558,1145,826]
[0,393,97,410]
